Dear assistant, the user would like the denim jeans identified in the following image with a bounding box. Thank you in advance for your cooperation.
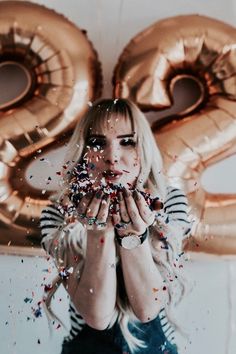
[61,314,178,354]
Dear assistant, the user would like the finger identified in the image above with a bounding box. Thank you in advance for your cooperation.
[111,199,121,225]
[133,190,155,225]
[96,194,111,225]
[112,212,121,230]
[117,191,130,222]
[122,188,144,230]
[77,190,94,216]
[86,190,103,218]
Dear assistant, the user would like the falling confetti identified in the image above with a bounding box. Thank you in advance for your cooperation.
[32,306,42,318]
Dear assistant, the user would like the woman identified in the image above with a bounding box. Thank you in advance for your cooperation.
[40,98,191,354]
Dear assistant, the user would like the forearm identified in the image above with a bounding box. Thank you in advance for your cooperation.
[119,237,167,323]
[71,230,117,328]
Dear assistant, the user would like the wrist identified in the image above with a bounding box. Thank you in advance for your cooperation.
[115,228,149,250]
[87,229,115,239]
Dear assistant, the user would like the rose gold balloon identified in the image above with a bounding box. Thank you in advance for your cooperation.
[113,15,236,255]
[0,1,102,249]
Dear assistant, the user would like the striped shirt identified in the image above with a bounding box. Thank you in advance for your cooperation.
[40,186,191,344]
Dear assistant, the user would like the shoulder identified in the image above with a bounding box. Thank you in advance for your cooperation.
[40,203,65,237]
[40,203,65,220]
[163,186,191,236]
[164,186,188,211]
[164,186,188,203]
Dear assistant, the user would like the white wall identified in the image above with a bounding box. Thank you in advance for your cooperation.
[1,0,236,353]
[1,253,236,354]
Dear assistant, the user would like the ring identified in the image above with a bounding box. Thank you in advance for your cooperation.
[78,213,87,219]
[87,217,97,225]
[95,221,107,228]
[122,220,131,225]
[115,220,131,230]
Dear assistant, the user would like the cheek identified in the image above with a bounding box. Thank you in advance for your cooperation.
[130,154,140,171]
[133,157,140,168]
[86,152,104,175]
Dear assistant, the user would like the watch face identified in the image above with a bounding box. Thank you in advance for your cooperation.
[121,235,141,250]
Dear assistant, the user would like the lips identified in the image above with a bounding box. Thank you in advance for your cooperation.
[103,170,123,178]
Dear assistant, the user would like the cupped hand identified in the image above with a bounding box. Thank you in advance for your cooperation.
[76,189,114,233]
[112,188,163,237]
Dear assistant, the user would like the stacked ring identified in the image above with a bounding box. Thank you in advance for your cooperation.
[95,221,107,228]
[87,217,97,225]
[115,220,131,230]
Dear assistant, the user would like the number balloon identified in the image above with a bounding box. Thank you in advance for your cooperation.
[0,1,102,248]
[113,15,236,254]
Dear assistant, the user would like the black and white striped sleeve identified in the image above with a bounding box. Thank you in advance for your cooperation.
[163,186,192,236]
[39,204,71,266]
[154,186,192,245]
[39,203,85,269]
[40,204,65,239]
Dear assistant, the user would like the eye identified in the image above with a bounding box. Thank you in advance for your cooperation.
[87,138,106,150]
[120,138,136,147]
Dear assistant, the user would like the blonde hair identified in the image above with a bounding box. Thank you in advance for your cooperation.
[42,98,191,353]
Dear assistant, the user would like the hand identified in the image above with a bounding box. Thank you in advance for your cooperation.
[112,188,163,237]
[76,189,113,233]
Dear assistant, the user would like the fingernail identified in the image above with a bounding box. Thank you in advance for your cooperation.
[86,190,94,198]
[151,199,164,210]
[114,202,120,213]
[103,193,109,201]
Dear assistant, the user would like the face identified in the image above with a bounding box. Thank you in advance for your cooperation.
[83,115,141,189]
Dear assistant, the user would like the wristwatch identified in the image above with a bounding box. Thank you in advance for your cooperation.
[115,228,148,250]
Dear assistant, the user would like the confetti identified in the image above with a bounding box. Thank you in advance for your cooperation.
[32,306,42,318]
[44,284,53,292]
[64,162,162,219]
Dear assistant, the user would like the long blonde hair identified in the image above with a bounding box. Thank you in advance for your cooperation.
[42,98,191,353]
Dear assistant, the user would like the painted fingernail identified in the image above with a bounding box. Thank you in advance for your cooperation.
[103,193,109,201]
[86,190,94,198]
[151,199,164,210]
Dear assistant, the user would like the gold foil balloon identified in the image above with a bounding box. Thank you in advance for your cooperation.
[0,1,102,248]
[113,15,236,255]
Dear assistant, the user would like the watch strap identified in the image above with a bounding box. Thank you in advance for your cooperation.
[115,228,148,247]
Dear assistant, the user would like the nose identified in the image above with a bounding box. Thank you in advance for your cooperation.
[104,144,120,165]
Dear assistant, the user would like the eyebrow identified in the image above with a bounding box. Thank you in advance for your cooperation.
[88,133,136,139]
